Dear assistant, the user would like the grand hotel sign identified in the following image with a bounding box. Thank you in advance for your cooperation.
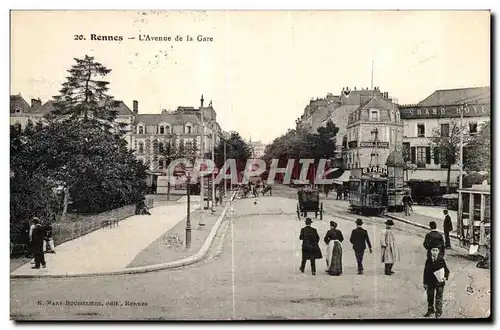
[399,103,490,119]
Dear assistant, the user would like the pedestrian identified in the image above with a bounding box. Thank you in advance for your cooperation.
[324,221,344,276]
[44,221,56,253]
[402,192,413,216]
[423,221,445,259]
[299,218,323,275]
[337,187,342,200]
[423,247,450,318]
[380,219,399,275]
[349,218,372,275]
[30,218,46,269]
[443,210,453,249]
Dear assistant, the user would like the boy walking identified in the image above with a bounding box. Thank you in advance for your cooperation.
[423,247,450,318]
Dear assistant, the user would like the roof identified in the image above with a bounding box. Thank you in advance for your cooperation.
[134,113,201,125]
[10,94,30,113]
[358,95,398,111]
[418,87,490,106]
[30,100,133,116]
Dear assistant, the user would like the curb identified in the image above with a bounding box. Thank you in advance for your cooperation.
[11,191,237,279]
[385,213,459,239]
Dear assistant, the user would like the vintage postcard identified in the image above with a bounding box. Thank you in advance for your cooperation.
[9,10,491,321]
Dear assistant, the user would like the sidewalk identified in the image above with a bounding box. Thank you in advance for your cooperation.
[11,202,197,277]
[386,207,457,236]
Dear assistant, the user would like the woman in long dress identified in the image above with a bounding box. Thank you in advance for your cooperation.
[324,221,344,276]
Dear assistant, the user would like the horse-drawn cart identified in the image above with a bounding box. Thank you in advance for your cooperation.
[297,188,323,220]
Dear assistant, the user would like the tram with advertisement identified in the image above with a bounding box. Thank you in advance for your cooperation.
[348,166,389,215]
[457,182,491,259]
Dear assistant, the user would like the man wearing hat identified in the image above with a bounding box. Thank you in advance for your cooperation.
[30,217,47,269]
[349,218,372,275]
[299,218,322,275]
[380,219,399,275]
[423,221,445,259]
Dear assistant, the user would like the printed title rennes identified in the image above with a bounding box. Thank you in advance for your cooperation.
[85,34,214,42]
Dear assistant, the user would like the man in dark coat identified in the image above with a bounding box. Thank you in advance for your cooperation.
[423,221,445,259]
[423,247,450,318]
[299,218,322,275]
[349,218,372,275]
[443,210,453,249]
[31,218,46,269]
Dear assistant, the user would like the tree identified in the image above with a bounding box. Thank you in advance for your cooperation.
[463,122,490,180]
[47,55,123,132]
[214,132,253,172]
[429,122,462,193]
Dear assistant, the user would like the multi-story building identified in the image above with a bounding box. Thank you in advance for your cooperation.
[10,94,135,147]
[248,140,266,159]
[131,99,223,175]
[399,87,490,185]
[345,95,403,170]
[296,87,396,162]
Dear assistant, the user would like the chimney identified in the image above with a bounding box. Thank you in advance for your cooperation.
[31,98,42,110]
[133,100,138,114]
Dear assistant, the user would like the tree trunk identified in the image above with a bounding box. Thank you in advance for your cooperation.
[446,165,451,194]
[61,187,70,222]
[167,180,170,201]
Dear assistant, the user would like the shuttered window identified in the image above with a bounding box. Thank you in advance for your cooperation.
[425,147,431,164]
[433,147,440,164]
[410,146,416,164]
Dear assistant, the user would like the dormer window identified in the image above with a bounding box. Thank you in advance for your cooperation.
[137,125,144,134]
[185,124,192,134]
[159,125,165,134]
[369,109,380,121]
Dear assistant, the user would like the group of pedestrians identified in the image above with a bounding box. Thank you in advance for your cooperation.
[298,214,452,318]
[298,217,398,277]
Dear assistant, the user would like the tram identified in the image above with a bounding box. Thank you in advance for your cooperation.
[348,166,388,216]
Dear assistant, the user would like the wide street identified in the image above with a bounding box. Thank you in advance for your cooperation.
[10,186,488,320]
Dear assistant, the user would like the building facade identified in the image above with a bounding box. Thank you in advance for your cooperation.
[296,87,396,163]
[131,99,223,175]
[248,140,266,159]
[345,96,403,169]
[399,87,490,185]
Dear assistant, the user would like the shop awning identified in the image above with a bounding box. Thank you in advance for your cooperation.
[333,170,351,185]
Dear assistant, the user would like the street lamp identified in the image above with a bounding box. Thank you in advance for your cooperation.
[185,164,193,249]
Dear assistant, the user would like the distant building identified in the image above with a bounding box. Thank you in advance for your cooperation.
[9,94,135,146]
[296,87,396,163]
[248,140,266,159]
[345,95,403,170]
[131,99,223,175]
[399,86,490,185]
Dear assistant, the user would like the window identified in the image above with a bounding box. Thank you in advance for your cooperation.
[185,141,193,151]
[158,159,164,170]
[166,125,171,134]
[433,147,440,165]
[185,125,192,134]
[159,125,165,134]
[417,124,425,137]
[440,124,449,137]
[396,111,400,122]
[369,110,379,121]
[138,125,144,134]
[469,123,478,134]
[138,142,144,154]
[158,142,164,153]
[416,146,426,164]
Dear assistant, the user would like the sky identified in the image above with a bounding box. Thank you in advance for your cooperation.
[10,10,490,144]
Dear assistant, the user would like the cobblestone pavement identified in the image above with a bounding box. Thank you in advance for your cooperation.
[10,187,490,320]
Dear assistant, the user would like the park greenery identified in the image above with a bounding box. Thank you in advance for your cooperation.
[10,55,148,243]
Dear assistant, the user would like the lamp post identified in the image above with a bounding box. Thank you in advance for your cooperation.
[211,133,216,211]
[199,94,205,226]
[185,165,193,249]
[223,135,227,197]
